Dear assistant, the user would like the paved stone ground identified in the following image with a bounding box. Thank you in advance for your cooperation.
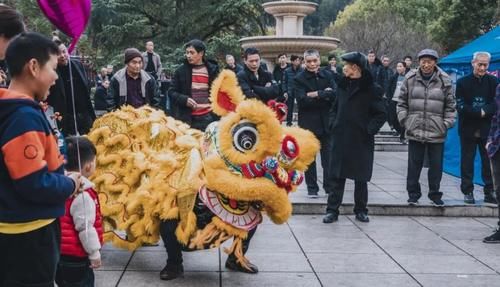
[291,152,498,211]
[93,151,500,286]
[96,215,500,287]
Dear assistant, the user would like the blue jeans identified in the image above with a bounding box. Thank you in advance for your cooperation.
[286,94,295,125]
[489,152,500,226]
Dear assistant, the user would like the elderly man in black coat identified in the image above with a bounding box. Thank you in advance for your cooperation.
[294,49,336,197]
[323,52,386,224]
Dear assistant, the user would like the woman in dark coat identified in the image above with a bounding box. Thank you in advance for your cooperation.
[323,52,386,224]
[386,61,408,142]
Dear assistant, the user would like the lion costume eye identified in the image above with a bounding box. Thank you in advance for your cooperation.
[232,121,258,153]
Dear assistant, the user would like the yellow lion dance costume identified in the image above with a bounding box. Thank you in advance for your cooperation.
[87,70,319,273]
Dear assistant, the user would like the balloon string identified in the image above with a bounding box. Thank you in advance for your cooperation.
[68,50,88,241]
[68,37,79,54]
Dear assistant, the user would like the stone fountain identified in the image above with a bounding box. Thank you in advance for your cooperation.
[240,0,340,69]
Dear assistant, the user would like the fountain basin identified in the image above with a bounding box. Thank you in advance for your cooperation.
[240,35,340,59]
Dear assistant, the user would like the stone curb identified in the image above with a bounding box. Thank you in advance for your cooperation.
[292,202,498,217]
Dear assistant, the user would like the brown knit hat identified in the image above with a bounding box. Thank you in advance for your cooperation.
[124,48,142,64]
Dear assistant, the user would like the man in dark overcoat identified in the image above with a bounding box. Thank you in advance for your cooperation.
[48,41,96,135]
[294,49,336,197]
[324,52,386,223]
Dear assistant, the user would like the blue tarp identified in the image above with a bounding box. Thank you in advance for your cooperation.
[440,26,500,77]
[439,26,500,186]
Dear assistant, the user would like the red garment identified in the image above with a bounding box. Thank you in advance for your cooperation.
[60,187,103,258]
[191,65,211,116]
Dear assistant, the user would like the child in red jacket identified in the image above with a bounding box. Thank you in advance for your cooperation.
[56,136,103,287]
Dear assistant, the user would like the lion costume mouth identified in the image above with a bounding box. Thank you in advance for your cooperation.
[198,186,262,231]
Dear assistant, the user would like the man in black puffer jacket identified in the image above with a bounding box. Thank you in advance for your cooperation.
[237,47,280,104]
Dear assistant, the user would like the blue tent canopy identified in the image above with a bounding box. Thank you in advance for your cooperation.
[439,26,500,186]
[440,26,500,77]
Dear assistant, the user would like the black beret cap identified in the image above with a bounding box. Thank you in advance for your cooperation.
[341,52,368,69]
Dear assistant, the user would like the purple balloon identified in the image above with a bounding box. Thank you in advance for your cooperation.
[37,0,91,53]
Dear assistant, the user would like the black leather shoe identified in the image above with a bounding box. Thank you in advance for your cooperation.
[483,229,500,244]
[225,256,259,274]
[484,192,498,206]
[160,264,184,280]
[464,193,475,205]
[407,197,419,206]
[355,212,370,223]
[323,213,338,223]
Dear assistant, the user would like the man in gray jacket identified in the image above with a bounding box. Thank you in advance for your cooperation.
[397,49,456,206]
[110,48,160,109]
[142,41,162,80]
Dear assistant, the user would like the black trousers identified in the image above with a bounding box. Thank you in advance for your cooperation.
[55,256,94,287]
[160,220,257,266]
[326,178,368,215]
[407,140,444,200]
[388,100,405,139]
[286,95,295,125]
[63,113,94,136]
[191,113,217,132]
[460,136,493,194]
[305,134,332,194]
[0,220,60,287]
[489,152,500,226]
